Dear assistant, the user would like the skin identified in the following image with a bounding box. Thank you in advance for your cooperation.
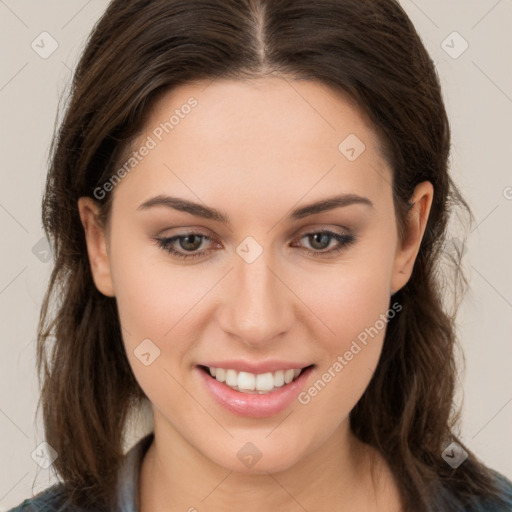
[78,76,433,511]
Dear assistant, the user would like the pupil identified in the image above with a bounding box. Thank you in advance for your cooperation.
[310,233,330,250]
[181,235,201,251]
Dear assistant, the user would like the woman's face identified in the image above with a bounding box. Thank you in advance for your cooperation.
[79,77,432,473]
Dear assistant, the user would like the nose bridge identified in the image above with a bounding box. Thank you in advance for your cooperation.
[219,246,291,345]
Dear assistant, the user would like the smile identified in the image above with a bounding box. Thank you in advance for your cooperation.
[196,363,315,418]
[203,366,305,394]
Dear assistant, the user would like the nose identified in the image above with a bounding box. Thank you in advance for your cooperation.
[217,249,294,348]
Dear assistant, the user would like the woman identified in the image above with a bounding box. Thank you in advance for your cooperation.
[8,0,512,511]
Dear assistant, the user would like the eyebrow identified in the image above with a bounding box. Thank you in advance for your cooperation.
[137,193,374,224]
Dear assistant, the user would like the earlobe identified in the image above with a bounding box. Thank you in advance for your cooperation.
[77,197,115,297]
[390,181,434,294]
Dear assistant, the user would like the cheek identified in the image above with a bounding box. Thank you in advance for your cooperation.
[110,249,214,417]
[294,242,396,413]
[108,228,211,369]
[334,274,392,352]
[311,242,395,353]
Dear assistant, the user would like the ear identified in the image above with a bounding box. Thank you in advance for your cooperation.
[77,197,115,297]
[390,181,434,295]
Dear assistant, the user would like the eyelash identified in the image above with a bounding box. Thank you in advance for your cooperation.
[154,229,356,261]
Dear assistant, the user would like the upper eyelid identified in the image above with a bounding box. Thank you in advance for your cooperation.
[159,224,351,240]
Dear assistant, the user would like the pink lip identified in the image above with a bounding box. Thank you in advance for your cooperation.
[200,360,310,374]
[195,365,314,418]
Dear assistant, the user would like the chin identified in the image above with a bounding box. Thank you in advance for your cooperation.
[200,435,310,475]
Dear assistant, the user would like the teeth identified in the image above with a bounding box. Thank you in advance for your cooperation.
[273,370,285,387]
[238,371,255,391]
[225,369,237,387]
[255,373,274,391]
[284,369,295,384]
[207,366,305,394]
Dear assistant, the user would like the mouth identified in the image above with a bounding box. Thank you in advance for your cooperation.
[198,364,314,394]
[196,363,315,418]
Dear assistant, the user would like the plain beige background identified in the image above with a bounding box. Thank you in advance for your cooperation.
[0,0,511,509]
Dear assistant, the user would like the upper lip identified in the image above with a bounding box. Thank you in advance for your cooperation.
[199,360,313,374]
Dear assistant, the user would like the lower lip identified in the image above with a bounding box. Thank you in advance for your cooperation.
[196,366,314,418]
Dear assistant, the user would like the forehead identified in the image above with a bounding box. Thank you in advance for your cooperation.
[112,77,392,216]
[145,76,383,156]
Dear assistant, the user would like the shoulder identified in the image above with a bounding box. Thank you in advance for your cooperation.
[463,471,512,512]
[6,432,153,512]
[5,483,80,512]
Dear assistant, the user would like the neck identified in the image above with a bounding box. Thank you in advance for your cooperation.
[139,411,401,512]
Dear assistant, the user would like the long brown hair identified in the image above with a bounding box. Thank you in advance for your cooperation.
[37,0,507,510]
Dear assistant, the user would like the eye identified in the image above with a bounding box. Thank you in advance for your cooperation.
[154,229,356,261]
[293,229,356,258]
[154,232,217,260]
